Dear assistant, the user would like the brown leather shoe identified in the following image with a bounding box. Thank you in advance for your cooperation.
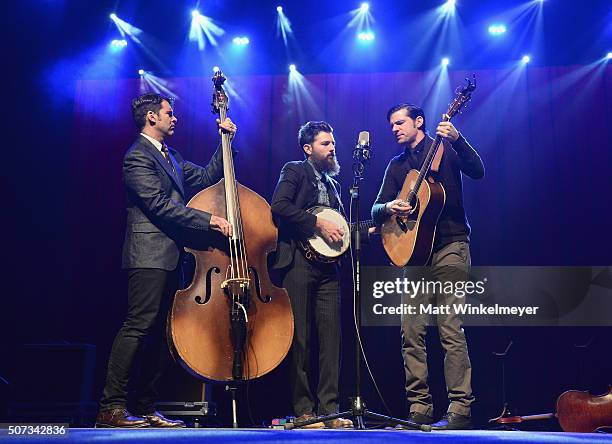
[142,411,186,428]
[95,408,149,428]
[294,413,325,429]
[324,417,354,429]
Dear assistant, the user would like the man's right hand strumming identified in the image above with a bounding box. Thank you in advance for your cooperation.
[316,217,345,244]
[385,199,413,216]
[210,215,233,237]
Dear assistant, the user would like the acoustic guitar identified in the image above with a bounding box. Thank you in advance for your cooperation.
[381,76,476,266]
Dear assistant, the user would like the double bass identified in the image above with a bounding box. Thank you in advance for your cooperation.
[168,72,293,385]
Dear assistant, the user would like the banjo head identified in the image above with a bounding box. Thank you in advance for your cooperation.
[306,206,350,259]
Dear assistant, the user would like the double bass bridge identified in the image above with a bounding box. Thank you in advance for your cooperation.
[221,277,251,293]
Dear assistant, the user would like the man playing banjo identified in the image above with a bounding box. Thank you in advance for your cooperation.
[270,121,352,429]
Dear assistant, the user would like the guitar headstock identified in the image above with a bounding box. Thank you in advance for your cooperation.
[211,70,229,114]
[445,74,476,119]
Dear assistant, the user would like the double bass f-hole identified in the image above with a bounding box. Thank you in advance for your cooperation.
[195,266,221,305]
[248,266,271,303]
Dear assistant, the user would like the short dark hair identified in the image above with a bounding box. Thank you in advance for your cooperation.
[298,121,333,156]
[131,93,174,131]
[386,103,426,132]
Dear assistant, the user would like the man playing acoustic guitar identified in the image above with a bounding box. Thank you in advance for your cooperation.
[371,103,484,430]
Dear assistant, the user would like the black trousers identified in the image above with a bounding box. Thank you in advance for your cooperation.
[99,268,178,413]
[281,249,341,417]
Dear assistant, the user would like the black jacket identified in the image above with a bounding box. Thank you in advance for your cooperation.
[121,135,225,270]
[372,134,484,251]
[270,160,341,269]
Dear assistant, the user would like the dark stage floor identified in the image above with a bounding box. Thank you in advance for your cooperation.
[1,428,610,444]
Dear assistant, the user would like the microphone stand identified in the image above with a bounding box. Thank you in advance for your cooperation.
[286,138,430,432]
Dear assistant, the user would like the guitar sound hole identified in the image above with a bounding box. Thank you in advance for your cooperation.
[397,199,419,232]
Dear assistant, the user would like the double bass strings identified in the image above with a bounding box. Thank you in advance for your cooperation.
[219,107,249,289]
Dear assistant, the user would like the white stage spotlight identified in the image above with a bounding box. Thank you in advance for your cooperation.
[232,36,250,46]
[488,24,507,35]
[357,31,375,41]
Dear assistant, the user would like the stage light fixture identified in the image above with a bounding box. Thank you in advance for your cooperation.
[488,24,507,35]
[277,6,283,13]
[111,39,127,47]
[441,57,450,66]
[607,52,612,60]
[213,66,220,72]
[109,13,117,20]
[190,12,225,49]
[357,31,375,41]
[360,2,369,12]
[232,36,250,46]
[522,55,531,64]
[439,0,457,16]
[138,69,145,75]
[289,64,296,72]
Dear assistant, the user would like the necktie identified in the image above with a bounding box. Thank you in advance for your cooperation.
[161,145,177,176]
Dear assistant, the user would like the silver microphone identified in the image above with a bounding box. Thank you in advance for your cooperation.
[358,131,370,148]
[354,130,371,162]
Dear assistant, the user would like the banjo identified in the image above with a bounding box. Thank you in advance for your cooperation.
[299,206,375,263]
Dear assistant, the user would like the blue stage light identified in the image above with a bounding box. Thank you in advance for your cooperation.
[441,57,450,66]
[522,55,531,64]
[357,31,375,41]
[439,0,457,17]
[110,39,127,48]
[360,2,369,13]
[488,24,507,36]
[289,64,296,72]
[277,6,283,13]
[607,52,612,60]
[190,11,225,50]
[138,69,145,76]
[213,66,220,73]
[232,36,250,46]
[109,13,117,20]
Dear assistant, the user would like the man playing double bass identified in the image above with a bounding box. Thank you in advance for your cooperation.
[372,103,484,430]
[271,121,352,429]
[95,93,236,428]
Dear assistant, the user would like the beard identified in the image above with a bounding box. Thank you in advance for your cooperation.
[312,154,340,177]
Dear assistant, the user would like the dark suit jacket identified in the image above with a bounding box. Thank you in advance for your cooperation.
[121,135,225,271]
[270,160,341,270]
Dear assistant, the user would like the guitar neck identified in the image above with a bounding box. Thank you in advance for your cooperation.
[408,131,446,203]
